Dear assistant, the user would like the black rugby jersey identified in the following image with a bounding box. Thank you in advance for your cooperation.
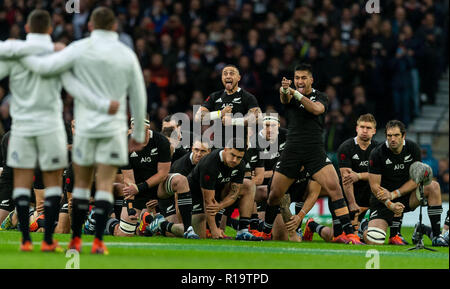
[170,152,196,177]
[122,130,171,184]
[284,89,328,146]
[369,139,421,192]
[338,137,378,195]
[188,149,245,193]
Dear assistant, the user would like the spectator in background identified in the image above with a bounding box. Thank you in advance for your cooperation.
[0,0,448,160]
[389,32,413,127]
[416,12,443,104]
[421,144,439,178]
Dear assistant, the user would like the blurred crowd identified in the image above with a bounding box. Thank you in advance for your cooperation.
[0,0,448,194]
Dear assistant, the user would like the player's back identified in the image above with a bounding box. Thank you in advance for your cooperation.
[6,36,63,136]
[70,30,142,138]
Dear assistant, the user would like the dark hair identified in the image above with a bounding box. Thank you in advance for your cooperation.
[222,64,240,75]
[294,63,313,75]
[161,126,176,138]
[225,137,246,152]
[27,9,51,33]
[385,120,406,137]
[90,7,116,30]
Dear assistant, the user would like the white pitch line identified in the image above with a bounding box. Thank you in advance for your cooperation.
[4,240,448,259]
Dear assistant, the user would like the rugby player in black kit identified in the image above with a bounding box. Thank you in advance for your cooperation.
[107,120,172,237]
[304,113,379,243]
[260,63,363,244]
[363,120,446,246]
[189,138,263,241]
[194,64,261,148]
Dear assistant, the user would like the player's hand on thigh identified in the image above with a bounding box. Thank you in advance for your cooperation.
[285,215,301,232]
[145,199,158,212]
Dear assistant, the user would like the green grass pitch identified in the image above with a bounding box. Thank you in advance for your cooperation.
[0,226,448,269]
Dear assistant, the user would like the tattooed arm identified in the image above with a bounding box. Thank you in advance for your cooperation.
[219,182,241,210]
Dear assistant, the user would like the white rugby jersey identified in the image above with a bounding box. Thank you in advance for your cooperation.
[0,34,112,137]
[19,29,147,143]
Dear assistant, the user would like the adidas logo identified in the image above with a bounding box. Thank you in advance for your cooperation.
[215,98,223,103]
[352,154,359,160]
[386,159,392,165]
[130,152,138,157]
[326,158,331,163]
[218,173,223,179]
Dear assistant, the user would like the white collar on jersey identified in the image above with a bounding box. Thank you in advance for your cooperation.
[219,150,224,162]
[149,130,153,139]
[385,139,405,147]
[189,152,194,165]
[26,33,52,43]
[224,87,241,93]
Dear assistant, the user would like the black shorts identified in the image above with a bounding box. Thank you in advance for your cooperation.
[287,180,309,203]
[354,190,371,208]
[158,197,176,217]
[275,144,331,179]
[133,187,158,210]
[368,193,412,226]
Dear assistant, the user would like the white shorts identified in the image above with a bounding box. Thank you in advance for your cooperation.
[7,130,68,171]
[72,132,128,167]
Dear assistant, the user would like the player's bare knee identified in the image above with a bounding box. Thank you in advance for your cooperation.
[172,174,189,192]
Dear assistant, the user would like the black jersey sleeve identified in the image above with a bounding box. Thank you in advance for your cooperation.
[203,93,217,112]
[199,163,219,190]
[157,135,172,163]
[368,146,382,175]
[231,163,245,184]
[411,141,422,163]
[244,91,259,111]
[337,140,352,169]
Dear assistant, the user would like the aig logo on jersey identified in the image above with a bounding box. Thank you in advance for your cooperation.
[141,156,152,163]
[394,164,405,170]
[359,161,369,167]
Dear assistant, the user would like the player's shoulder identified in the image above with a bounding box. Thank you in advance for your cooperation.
[404,138,421,152]
[370,141,386,155]
[199,149,220,167]
[240,88,256,98]
[338,137,355,151]
[279,128,288,137]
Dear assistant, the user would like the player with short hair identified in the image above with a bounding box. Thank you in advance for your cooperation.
[194,64,261,148]
[145,138,212,238]
[189,138,262,240]
[260,64,363,244]
[303,113,379,243]
[0,9,120,252]
[362,120,446,246]
[16,7,147,254]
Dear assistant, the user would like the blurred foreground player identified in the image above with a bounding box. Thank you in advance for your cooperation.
[18,7,147,254]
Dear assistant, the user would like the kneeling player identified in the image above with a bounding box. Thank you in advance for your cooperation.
[362,120,445,246]
[189,138,262,240]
